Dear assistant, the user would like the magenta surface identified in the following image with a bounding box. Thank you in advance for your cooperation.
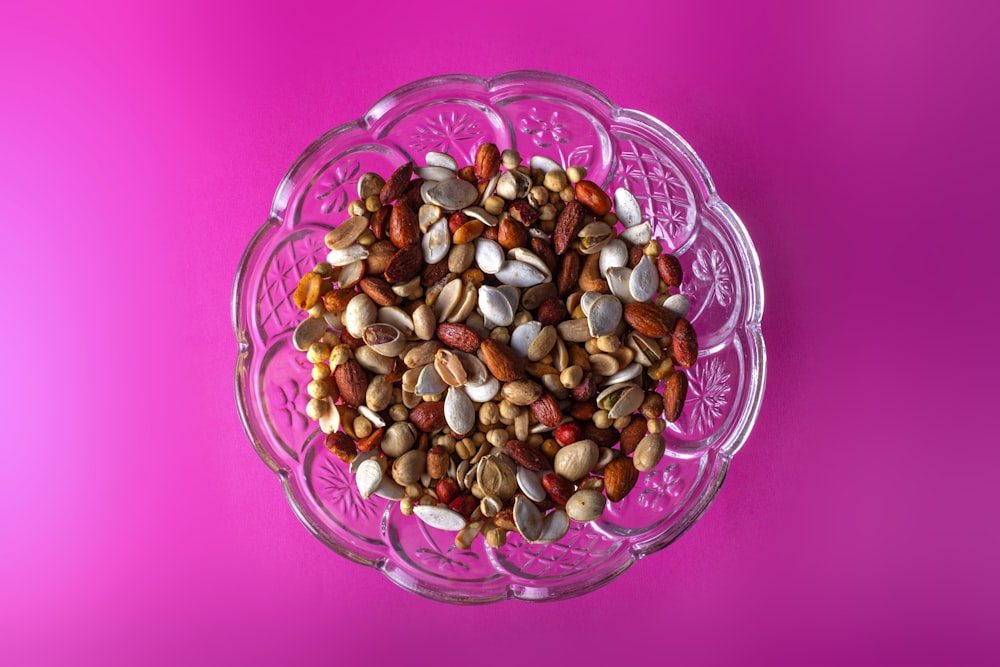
[1,0,997,665]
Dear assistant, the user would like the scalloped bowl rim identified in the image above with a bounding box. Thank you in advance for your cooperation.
[232,70,766,603]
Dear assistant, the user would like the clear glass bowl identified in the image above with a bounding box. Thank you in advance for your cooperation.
[232,71,766,603]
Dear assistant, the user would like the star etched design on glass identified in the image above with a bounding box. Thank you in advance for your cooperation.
[618,140,694,246]
[259,233,327,340]
[413,523,480,573]
[637,464,684,511]
[317,458,379,522]
[502,523,617,577]
[410,111,483,154]
[315,159,361,215]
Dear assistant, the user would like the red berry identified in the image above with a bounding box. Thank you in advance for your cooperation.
[554,422,582,446]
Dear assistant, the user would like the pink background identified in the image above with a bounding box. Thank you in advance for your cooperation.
[2,0,997,665]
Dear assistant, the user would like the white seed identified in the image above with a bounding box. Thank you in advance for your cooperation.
[424,179,479,210]
[418,204,443,231]
[415,363,448,397]
[516,467,547,503]
[580,291,603,317]
[603,362,642,386]
[497,285,520,314]
[613,187,643,227]
[415,165,457,182]
[565,489,607,522]
[355,458,382,499]
[350,449,377,474]
[293,317,327,351]
[358,404,385,428]
[587,295,623,338]
[508,248,552,281]
[475,238,505,274]
[463,206,498,227]
[606,266,634,303]
[445,386,475,435]
[465,376,500,403]
[629,255,658,302]
[414,505,467,531]
[663,294,691,318]
[421,218,451,264]
[478,285,514,327]
[425,151,458,171]
[495,260,547,287]
[599,239,628,277]
[326,243,369,267]
[513,496,543,542]
[619,221,652,245]
[510,321,543,358]
[478,173,501,206]
[373,476,406,501]
[533,509,570,543]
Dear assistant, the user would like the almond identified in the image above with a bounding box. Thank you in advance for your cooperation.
[530,392,561,427]
[400,177,425,211]
[623,302,678,338]
[671,317,698,367]
[505,440,549,471]
[603,456,639,503]
[333,360,368,408]
[574,180,612,215]
[474,142,501,182]
[384,245,423,284]
[628,244,644,269]
[497,218,528,250]
[663,370,689,422]
[480,339,524,382]
[553,200,584,254]
[388,202,419,249]
[371,204,391,240]
[380,161,413,203]
[323,432,356,463]
[556,251,581,297]
[536,297,567,326]
[410,401,446,432]
[358,276,401,306]
[436,323,481,353]
[530,237,558,275]
[420,257,450,286]
[542,473,575,505]
[657,254,684,287]
[619,415,648,455]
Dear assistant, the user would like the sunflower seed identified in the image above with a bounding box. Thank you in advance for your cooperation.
[510,321,543,358]
[421,218,451,264]
[513,496,543,542]
[516,466,547,503]
[532,509,570,543]
[629,255,657,302]
[445,386,475,435]
[663,293,691,318]
[587,295,623,337]
[415,165,457,182]
[495,260,547,287]
[613,187,642,227]
[425,151,458,171]
[599,239,628,277]
[424,178,479,210]
[619,221,652,245]
[475,238,505,274]
[414,505,467,531]
[478,285,514,327]
[355,458,382,499]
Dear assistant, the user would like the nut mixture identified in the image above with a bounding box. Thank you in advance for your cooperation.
[292,143,698,548]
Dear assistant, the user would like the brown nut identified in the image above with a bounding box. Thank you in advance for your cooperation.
[380,161,414,203]
[474,142,501,182]
[623,302,678,338]
[497,218,529,250]
[333,360,368,408]
[505,440,549,471]
[657,254,684,287]
[410,401,447,432]
[663,370,689,422]
[671,317,698,367]
[619,415,648,455]
[542,473,575,505]
[530,393,562,428]
[388,202,420,248]
[293,272,323,310]
[436,323,481,353]
[552,201,585,254]
[384,245,424,284]
[358,276,401,306]
[573,180,612,216]
[480,339,524,382]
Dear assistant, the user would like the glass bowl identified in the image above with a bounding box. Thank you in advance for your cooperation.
[232,71,765,603]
